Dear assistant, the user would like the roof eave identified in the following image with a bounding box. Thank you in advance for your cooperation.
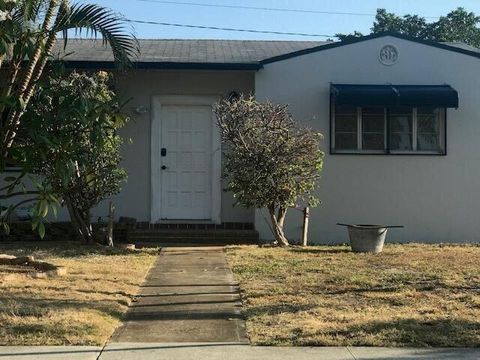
[63,60,262,71]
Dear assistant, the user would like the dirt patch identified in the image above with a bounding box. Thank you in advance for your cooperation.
[0,254,66,281]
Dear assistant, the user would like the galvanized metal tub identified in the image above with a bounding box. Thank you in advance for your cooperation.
[337,224,404,253]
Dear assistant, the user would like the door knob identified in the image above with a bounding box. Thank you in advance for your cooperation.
[161,165,167,170]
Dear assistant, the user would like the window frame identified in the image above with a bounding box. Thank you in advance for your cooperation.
[330,96,447,156]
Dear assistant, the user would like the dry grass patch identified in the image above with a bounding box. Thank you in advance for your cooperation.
[0,242,158,346]
[226,244,480,347]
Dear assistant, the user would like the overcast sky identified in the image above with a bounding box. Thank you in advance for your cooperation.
[92,0,480,41]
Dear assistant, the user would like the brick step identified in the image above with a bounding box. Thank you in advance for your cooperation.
[127,229,258,237]
[131,239,258,246]
[124,229,259,245]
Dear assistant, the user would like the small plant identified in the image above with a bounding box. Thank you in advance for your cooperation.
[214,95,324,246]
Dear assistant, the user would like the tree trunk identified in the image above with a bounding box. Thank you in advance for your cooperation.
[1,0,58,154]
[3,34,59,153]
[16,0,58,97]
[277,206,287,228]
[23,33,58,106]
[268,205,289,246]
[65,196,94,244]
[106,202,114,247]
[301,207,310,247]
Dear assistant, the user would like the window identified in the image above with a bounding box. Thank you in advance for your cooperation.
[334,105,357,150]
[389,107,413,151]
[332,105,445,154]
[362,107,385,151]
[417,107,443,152]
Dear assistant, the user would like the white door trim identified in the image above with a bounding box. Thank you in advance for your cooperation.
[151,95,222,224]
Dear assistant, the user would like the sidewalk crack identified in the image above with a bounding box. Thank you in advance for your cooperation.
[346,347,357,360]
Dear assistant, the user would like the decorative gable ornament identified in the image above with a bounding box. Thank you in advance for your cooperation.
[379,45,399,66]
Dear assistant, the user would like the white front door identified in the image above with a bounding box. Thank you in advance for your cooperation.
[160,105,212,220]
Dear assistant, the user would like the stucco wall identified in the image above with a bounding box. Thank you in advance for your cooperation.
[109,69,255,223]
[36,69,255,223]
[255,36,480,244]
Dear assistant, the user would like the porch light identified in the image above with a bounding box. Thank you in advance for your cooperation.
[132,105,149,115]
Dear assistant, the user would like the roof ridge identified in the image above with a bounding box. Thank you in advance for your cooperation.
[61,38,327,43]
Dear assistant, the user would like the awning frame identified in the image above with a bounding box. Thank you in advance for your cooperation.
[330,84,459,108]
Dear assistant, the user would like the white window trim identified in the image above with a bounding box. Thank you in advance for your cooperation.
[150,95,222,224]
[332,105,446,155]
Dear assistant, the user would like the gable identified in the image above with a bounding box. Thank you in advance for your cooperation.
[260,32,480,65]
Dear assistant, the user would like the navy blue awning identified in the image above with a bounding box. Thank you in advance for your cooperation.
[331,84,459,108]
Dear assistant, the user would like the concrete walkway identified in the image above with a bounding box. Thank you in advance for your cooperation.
[110,246,247,343]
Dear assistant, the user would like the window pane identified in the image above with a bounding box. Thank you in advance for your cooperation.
[418,134,441,151]
[362,107,385,150]
[362,107,385,132]
[389,107,413,151]
[417,107,439,133]
[335,114,357,132]
[335,105,356,116]
[335,133,357,150]
[417,107,442,152]
[334,105,357,150]
[390,134,413,150]
[363,133,384,150]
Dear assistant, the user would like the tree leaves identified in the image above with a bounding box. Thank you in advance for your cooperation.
[20,70,128,241]
[337,7,480,48]
[214,95,324,212]
[214,95,324,245]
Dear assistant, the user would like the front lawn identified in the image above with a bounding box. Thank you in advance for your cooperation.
[226,244,480,347]
[0,242,158,346]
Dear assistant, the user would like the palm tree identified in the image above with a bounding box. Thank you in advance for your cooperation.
[0,0,138,161]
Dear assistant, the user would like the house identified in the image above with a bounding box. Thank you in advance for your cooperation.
[53,32,480,244]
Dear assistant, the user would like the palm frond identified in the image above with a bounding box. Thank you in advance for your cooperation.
[11,0,45,23]
[53,3,139,66]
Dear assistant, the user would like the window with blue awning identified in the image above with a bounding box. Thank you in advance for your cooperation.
[330,84,456,155]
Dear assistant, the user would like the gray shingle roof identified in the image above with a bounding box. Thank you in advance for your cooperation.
[52,39,327,64]
[441,41,480,54]
[52,35,480,70]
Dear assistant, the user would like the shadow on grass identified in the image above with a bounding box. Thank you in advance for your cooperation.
[322,318,480,348]
[288,247,351,255]
[0,294,127,320]
[0,322,99,346]
[254,318,480,348]
[0,241,160,259]
[6,285,136,299]
[243,303,317,318]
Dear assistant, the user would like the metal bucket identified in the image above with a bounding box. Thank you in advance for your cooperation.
[347,225,388,253]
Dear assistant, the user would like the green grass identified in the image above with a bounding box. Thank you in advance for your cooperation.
[226,244,480,347]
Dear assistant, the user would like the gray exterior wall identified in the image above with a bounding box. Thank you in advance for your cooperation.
[110,69,256,223]
[255,35,480,244]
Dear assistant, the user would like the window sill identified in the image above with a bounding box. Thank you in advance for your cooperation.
[330,150,446,156]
